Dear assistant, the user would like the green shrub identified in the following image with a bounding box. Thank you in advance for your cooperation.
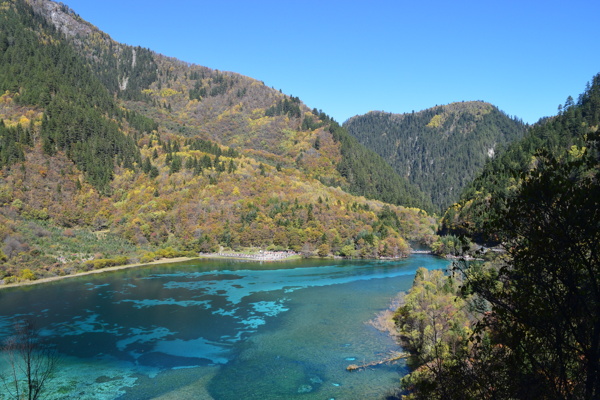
[20,268,36,281]
[140,252,156,263]
[84,256,129,270]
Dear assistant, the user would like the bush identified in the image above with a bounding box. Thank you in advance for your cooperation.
[140,252,156,263]
[20,268,36,281]
[155,247,177,258]
[317,243,331,257]
[84,256,129,270]
[339,244,356,258]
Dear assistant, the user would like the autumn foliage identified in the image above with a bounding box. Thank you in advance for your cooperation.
[0,0,437,283]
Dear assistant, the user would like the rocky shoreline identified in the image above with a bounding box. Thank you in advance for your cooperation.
[201,251,300,262]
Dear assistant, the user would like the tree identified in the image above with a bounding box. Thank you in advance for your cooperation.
[1,320,60,400]
[169,154,182,174]
[564,95,575,110]
[227,159,236,173]
[340,244,356,258]
[464,143,600,399]
[396,132,600,399]
[300,242,315,258]
[259,163,266,176]
[317,243,330,257]
[395,268,473,400]
[3,236,26,259]
[142,157,152,174]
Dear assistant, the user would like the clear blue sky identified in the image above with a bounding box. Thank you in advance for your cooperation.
[63,0,600,124]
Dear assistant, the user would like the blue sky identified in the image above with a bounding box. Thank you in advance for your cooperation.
[63,0,600,124]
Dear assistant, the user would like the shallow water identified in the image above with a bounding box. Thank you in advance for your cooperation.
[0,255,450,399]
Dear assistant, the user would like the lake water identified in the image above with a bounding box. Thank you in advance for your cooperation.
[0,255,450,399]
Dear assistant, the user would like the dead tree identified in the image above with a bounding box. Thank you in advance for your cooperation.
[1,320,60,400]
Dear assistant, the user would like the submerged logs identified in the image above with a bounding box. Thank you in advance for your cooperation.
[346,352,408,372]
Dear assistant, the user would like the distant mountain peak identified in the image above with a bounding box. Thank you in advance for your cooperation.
[344,102,527,211]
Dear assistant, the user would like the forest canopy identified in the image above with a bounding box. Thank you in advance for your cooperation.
[399,74,600,399]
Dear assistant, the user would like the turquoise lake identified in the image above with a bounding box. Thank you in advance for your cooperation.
[0,255,450,399]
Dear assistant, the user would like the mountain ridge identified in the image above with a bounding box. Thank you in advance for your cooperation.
[343,101,527,211]
[23,0,434,210]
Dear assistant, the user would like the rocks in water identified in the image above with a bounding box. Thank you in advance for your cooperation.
[297,384,313,393]
[297,376,323,393]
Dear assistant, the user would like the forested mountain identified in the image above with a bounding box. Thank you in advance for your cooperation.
[0,0,437,282]
[398,75,600,399]
[21,0,431,211]
[343,102,527,211]
[0,0,140,193]
[441,76,600,243]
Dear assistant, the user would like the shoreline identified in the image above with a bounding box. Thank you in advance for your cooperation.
[199,251,301,262]
[0,250,425,290]
[0,251,302,290]
[0,257,196,290]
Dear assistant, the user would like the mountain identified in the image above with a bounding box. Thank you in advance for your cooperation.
[399,77,600,398]
[343,102,527,212]
[0,0,437,282]
[21,0,431,211]
[441,74,600,243]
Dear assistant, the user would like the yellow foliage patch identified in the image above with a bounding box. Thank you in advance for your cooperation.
[426,114,444,128]
[568,145,586,159]
[159,88,179,97]
[0,91,13,104]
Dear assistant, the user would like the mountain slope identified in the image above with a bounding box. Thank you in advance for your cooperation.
[0,0,437,282]
[441,74,600,243]
[20,0,431,211]
[343,102,527,211]
[0,0,141,192]
[401,80,600,399]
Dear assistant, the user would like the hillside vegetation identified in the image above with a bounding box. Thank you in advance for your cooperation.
[0,0,437,283]
[398,74,600,399]
[344,102,527,212]
[441,76,600,243]
[21,0,432,211]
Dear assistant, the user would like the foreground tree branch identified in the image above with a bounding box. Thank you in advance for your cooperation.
[1,320,60,400]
